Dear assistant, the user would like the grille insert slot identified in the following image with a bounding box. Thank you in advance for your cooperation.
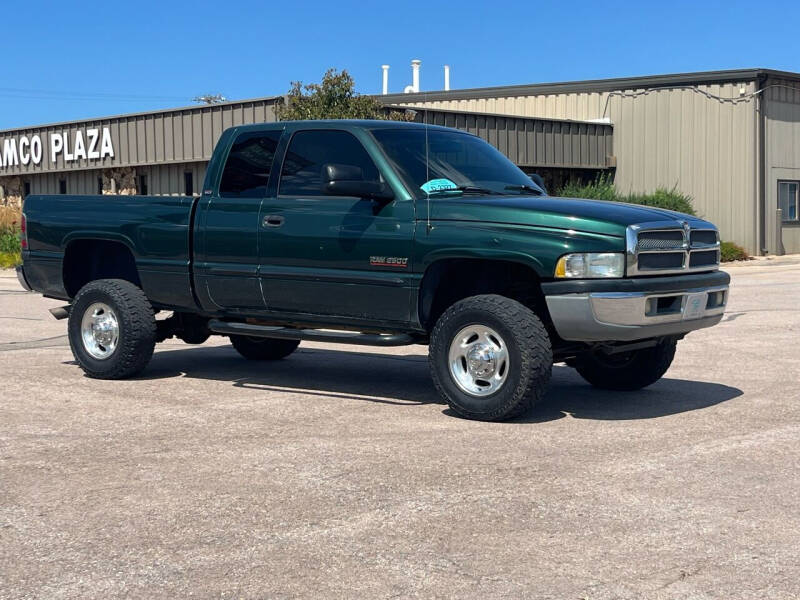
[690,250,720,268]
[638,252,685,270]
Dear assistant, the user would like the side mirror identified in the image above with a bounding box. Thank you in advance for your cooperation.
[322,163,394,202]
[529,173,548,195]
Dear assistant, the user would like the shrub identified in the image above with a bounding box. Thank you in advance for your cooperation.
[0,205,22,268]
[622,188,695,216]
[558,174,617,201]
[558,177,696,216]
[720,241,749,262]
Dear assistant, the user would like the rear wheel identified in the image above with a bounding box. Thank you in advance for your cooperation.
[68,279,156,379]
[230,335,300,360]
[573,339,677,391]
[429,294,552,421]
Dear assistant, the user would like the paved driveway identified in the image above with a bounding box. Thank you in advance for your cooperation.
[1,260,798,599]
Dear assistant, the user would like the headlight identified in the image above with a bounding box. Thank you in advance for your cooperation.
[555,253,625,278]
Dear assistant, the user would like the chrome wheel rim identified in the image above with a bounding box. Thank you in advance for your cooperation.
[448,324,510,397]
[80,302,119,360]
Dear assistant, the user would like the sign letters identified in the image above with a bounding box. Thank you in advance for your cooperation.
[0,127,114,170]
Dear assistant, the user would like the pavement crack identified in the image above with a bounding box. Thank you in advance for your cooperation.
[0,335,69,352]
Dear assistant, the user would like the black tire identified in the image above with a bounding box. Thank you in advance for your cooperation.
[573,339,677,391]
[429,294,552,421]
[68,279,156,379]
[230,335,300,360]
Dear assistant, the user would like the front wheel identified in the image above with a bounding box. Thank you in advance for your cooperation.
[429,295,552,421]
[573,339,677,391]
[67,279,157,379]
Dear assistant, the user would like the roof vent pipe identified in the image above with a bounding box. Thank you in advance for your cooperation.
[411,59,421,93]
[444,64,450,91]
[381,65,389,95]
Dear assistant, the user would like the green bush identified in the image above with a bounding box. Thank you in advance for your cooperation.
[558,175,618,201]
[0,207,22,268]
[0,228,20,254]
[0,250,21,268]
[558,177,695,216]
[623,188,695,216]
[720,241,749,262]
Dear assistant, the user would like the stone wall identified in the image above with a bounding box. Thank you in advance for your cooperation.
[0,176,23,207]
[101,168,137,195]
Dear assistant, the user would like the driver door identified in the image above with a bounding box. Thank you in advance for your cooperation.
[258,128,415,325]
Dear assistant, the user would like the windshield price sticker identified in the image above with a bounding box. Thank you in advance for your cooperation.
[420,178,458,194]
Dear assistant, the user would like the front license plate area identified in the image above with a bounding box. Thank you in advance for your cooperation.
[682,292,708,320]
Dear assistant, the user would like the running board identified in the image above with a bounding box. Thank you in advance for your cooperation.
[207,319,415,347]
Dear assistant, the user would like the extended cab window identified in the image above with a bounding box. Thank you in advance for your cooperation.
[219,130,282,197]
[279,130,379,196]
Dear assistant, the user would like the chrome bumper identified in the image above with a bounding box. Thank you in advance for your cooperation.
[545,284,728,342]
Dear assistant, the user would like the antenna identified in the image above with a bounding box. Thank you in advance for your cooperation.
[424,93,432,234]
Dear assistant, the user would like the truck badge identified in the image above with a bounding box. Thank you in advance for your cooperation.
[370,256,409,268]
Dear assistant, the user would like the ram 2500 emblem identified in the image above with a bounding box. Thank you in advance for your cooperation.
[370,256,409,268]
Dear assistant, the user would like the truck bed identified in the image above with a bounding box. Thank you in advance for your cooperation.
[22,194,198,310]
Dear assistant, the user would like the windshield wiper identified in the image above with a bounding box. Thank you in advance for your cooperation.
[427,185,501,196]
[504,184,544,196]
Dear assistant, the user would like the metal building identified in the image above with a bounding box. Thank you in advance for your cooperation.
[0,97,611,205]
[383,68,800,255]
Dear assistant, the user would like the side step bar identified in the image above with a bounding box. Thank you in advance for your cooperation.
[207,319,415,347]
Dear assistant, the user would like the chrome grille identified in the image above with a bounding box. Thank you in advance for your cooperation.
[626,221,720,276]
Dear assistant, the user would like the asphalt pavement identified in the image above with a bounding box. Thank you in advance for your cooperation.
[1,258,799,599]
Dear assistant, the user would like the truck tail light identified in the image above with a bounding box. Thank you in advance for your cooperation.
[20,213,27,250]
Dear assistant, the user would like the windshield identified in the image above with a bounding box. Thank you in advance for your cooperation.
[371,128,544,198]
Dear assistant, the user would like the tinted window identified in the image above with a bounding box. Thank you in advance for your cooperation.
[279,130,378,197]
[220,130,282,198]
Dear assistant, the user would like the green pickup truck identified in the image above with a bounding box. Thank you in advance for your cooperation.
[17,120,729,421]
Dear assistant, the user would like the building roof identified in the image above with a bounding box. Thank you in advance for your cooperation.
[379,68,800,103]
[0,95,282,136]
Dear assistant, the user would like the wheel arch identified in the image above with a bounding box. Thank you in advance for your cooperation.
[62,237,142,298]
[417,256,552,332]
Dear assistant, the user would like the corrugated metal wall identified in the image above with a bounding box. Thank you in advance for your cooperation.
[765,78,800,253]
[403,108,612,169]
[0,98,279,176]
[397,83,760,253]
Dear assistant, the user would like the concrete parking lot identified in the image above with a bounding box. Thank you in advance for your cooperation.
[1,259,799,599]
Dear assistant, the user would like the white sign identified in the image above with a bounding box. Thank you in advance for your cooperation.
[0,127,114,170]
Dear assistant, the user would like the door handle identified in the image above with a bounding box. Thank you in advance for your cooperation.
[262,215,285,228]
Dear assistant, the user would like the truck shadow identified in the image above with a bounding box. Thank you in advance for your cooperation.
[140,344,743,422]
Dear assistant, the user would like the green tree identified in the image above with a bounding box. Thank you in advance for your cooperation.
[275,69,410,122]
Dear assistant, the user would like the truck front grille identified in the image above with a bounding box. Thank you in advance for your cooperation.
[627,222,720,276]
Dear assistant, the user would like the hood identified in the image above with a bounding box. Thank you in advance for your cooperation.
[426,195,712,237]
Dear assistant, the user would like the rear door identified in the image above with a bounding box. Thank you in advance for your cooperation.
[258,128,415,325]
[195,128,282,312]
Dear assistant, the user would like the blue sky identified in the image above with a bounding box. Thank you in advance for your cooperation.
[1,0,798,129]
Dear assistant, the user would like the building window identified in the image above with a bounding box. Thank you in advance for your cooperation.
[139,174,148,195]
[778,181,799,222]
[59,179,67,195]
[97,177,103,195]
[23,182,31,198]
[184,172,193,196]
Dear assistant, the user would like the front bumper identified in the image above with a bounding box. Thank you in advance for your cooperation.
[543,270,730,342]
